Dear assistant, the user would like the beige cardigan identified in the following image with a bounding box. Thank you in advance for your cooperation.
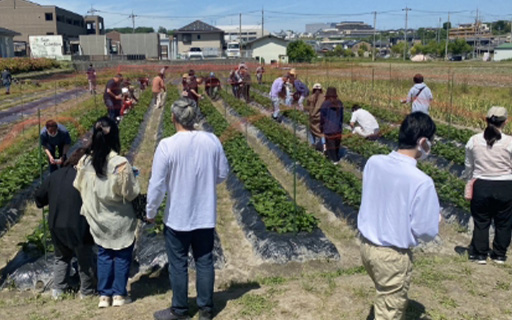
[73,151,140,250]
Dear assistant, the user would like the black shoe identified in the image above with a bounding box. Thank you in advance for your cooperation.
[490,254,506,265]
[199,309,213,320]
[468,254,487,265]
[154,308,190,320]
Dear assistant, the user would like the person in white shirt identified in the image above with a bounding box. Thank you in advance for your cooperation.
[147,98,229,320]
[350,104,380,138]
[464,106,512,265]
[401,74,433,114]
[357,112,440,320]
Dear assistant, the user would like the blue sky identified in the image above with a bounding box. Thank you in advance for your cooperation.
[35,0,512,32]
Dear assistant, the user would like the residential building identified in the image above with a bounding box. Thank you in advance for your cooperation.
[0,27,19,57]
[494,43,512,61]
[335,21,375,37]
[106,31,121,54]
[174,20,224,58]
[84,15,104,35]
[217,25,268,43]
[0,0,104,54]
[245,35,288,64]
[449,22,491,39]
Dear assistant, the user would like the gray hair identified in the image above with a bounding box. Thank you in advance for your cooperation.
[172,98,197,129]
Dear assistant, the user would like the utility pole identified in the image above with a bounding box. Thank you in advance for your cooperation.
[402,7,411,61]
[445,12,450,60]
[239,13,242,43]
[262,7,264,38]
[437,17,441,43]
[129,11,136,33]
[372,11,377,61]
[474,8,479,59]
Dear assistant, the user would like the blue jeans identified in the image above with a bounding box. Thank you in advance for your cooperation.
[165,227,214,316]
[105,99,121,120]
[97,243,133,297]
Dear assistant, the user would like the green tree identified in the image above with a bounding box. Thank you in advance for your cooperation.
[287,40,316,63]
[357,48,365,57]
[360,44,369,52]
[443,22,452,30]
[158,26,168,34]
[333,45,344,57]
[391,42,406,57]
[449,38,472,55]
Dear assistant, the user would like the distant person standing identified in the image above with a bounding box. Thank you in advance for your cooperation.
[320,87,344,164]
[228,67,242,99]
[358,112,440,320]
[350,104,380,138]
[2,68,12,95]
[160,66,169,79]
[270,74,289,121]
[401,74,433,114]
[152,73,166,108]
[239,66,251,102]
[103,74,123,121]
[40,120,72,172]
[148,98,229,320]
[290,69,309,111]
[306,83,325,148]
[86,64,97,94]
[34,148,95,300]
[204,72,221,99]
[256,64,264,84]
[465,106,512,265]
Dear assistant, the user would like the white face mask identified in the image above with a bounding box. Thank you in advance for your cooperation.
[48,129,58,137]
[417,138,432,161]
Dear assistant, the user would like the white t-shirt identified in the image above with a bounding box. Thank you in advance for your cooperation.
[350,109,379,132]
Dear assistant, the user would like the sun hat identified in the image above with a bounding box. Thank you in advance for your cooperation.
[289,68,297,76]
[325,87,338,98]
[312,83,322,90]
[182,73,188,78]
[487,106,508,120]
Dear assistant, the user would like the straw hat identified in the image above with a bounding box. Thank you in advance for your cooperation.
[312,83,322,90]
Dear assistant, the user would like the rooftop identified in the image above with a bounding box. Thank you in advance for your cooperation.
[176,20,223,34]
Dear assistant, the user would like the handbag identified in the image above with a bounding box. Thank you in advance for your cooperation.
[464,179,476,201]
[132,193,147,221]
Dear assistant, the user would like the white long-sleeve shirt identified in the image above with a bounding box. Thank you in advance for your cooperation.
[464,132,512,181]
[357,151,440,249]
[146,131,229,231]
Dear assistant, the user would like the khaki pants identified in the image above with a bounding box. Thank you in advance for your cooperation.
[360,239,413,320]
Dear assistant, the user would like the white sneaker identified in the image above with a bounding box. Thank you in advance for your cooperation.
[98,296,112,308]
[112,295,132,307]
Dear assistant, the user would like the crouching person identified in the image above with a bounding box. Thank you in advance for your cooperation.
[73,117,140,308]
[34,148,95,300]
[357,112,440,320]
[147,98,229,320]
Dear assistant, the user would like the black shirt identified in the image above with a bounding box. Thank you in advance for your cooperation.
[104,79,121,102]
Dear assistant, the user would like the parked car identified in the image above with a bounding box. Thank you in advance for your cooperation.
[188,47,204,60]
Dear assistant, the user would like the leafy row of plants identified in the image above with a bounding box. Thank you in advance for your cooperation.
[21,88,155,251]
[220,90,363,208]
[0,58,60,74]
[246,88,470,212]
[119,89,153,154]
[251,88,467,167]
[199,92,318,233]
[0,101,105,209]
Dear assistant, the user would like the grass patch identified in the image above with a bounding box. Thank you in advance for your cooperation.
[236,293,276,317]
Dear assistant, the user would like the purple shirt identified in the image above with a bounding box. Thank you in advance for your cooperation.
[270,77,285,98]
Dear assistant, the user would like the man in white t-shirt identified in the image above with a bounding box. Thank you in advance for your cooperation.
[350,104,380,138]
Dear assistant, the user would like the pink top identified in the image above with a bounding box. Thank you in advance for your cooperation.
[464,132,512,181]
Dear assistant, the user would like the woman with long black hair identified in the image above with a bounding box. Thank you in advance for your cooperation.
[320,87,344,164]
[465,106,512,265]
[73,116,140,307]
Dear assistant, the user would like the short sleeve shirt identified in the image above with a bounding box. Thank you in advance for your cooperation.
[104,79,121,103]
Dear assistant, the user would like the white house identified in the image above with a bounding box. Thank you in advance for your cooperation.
[0,27,19,57]
[245,35,288,64]
[494,43,512,62]
[217,25,268,43]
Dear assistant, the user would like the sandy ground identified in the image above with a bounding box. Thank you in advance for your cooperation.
[1,95,512,320]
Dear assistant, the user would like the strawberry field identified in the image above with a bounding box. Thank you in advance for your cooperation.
[1,61,512,320]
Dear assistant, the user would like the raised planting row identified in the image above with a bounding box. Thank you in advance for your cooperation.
[18,88,155,251]
[251,84,467,166]
[0,99,106,209]
[220,90,363,208]
[200,95,318,233]
[248,88,469,212]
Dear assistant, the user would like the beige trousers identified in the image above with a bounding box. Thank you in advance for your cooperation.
[360,239,413,320]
